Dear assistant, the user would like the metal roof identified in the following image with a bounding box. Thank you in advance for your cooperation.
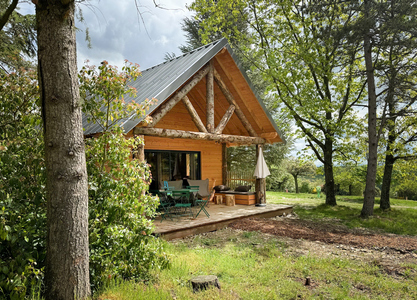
[82,38,284,142]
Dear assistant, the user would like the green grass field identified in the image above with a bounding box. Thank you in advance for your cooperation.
[267,192,417,236]
[97,192,417,300]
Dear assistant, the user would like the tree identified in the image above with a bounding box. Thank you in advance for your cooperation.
[334,165,365,196]
[191,0,367,206]
[355,0,417,216]
[0,1,36,72]
[286,158,316,194]
[373,0,417,210]
[36,1,90,298]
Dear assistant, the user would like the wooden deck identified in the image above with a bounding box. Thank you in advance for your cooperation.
[153,203,293,240]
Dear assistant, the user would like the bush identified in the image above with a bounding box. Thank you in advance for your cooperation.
[0,68,45,299]
[86,132,170,290]
[80,61,170,291]
[299,181,312,193]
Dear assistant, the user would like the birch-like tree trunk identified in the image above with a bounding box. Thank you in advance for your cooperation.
[37,0,90,298]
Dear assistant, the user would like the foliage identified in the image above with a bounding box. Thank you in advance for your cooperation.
[190,0,369,206]
[0,67,45,299]
[285,158,316,193]
[334,165,365,196]
[391,160,417,200]
[0,1,36,72]
[79,61,170,290]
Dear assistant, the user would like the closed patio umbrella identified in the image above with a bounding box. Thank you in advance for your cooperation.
[254,149,270,207]
[254,149,270,179]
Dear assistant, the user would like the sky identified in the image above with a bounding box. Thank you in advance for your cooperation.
[19,0,193,70]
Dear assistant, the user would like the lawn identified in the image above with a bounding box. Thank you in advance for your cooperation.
[97,192,417,300]
[267,192,417,236]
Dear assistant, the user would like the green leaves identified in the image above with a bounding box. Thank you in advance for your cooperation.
[0,65,45,299]
[80,62,169,290]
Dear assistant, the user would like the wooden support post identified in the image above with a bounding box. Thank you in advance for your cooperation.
[133,127,267,145]
[215,105,235,134]
[182,95,207,133]
[206,61,215,133]
[213,68,258,137]
[148,64,210,127]
[222,143,227,185]
[134,135,145,161]
[255,144,266,206]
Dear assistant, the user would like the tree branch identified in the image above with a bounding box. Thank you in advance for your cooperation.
[0,0,18,32]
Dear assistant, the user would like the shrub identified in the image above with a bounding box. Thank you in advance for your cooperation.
[299,181,312,193]
[80,61,170,290]
[0,68,45,299]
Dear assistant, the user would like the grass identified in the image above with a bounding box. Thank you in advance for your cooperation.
[95,191,417,299]
[267,191,417,236]
[97,229,417,300]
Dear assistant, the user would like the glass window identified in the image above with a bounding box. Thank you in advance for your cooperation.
[144,150,201,190]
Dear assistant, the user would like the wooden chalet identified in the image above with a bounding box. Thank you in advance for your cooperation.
[83,39,284,204]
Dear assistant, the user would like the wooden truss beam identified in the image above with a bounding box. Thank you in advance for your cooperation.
[147,64,210,127]
[133,127,267,145]
[213,68,258,137]
[215,105,235,134]
[182,95,207,133]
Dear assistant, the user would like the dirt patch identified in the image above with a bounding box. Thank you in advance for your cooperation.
[228,216,417,252]
[223,215,417,274]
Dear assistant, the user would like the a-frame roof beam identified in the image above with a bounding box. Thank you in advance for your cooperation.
[213,68,258,137]
[148,63,210,128]
[215,105,235,134]
[181,95,208,133]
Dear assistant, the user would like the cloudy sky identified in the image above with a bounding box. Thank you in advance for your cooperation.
[75,0,193,70]
[20,0,193,70]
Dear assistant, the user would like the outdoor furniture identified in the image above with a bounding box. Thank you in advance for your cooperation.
[225,195,235,206]
[171,190,193,218]
[214,191,256,205]
[194,198,210,218]
[215,195,223,204]
[156,191,174,222]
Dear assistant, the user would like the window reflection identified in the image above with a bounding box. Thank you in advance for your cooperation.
[145,150,201,190]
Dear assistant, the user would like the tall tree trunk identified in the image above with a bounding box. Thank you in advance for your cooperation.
[37,1,91,299]
[294,174,299,193]
[361,0,377,218]
[380,106,396,210]
[380,153,395,210]
[324,137,337,206]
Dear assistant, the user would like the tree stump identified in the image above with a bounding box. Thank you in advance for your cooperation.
[225,195,235,206]
[191,275,221,292]
[215,195,223,204]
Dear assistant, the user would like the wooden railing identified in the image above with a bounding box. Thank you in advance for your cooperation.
[225,170,255,192]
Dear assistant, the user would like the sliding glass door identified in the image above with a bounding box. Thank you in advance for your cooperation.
[145,150,201,190]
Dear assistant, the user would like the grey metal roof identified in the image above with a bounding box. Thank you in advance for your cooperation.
[82,38,284,143]
[83,39,228,135]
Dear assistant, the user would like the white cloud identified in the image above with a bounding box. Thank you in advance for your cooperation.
[75,0,193,71]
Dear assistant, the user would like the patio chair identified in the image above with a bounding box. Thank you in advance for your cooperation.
[156,191,174,222]
[194,189,214,218]
[171,190,193,218]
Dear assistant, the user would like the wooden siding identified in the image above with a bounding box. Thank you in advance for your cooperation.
[144,136,223,189]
